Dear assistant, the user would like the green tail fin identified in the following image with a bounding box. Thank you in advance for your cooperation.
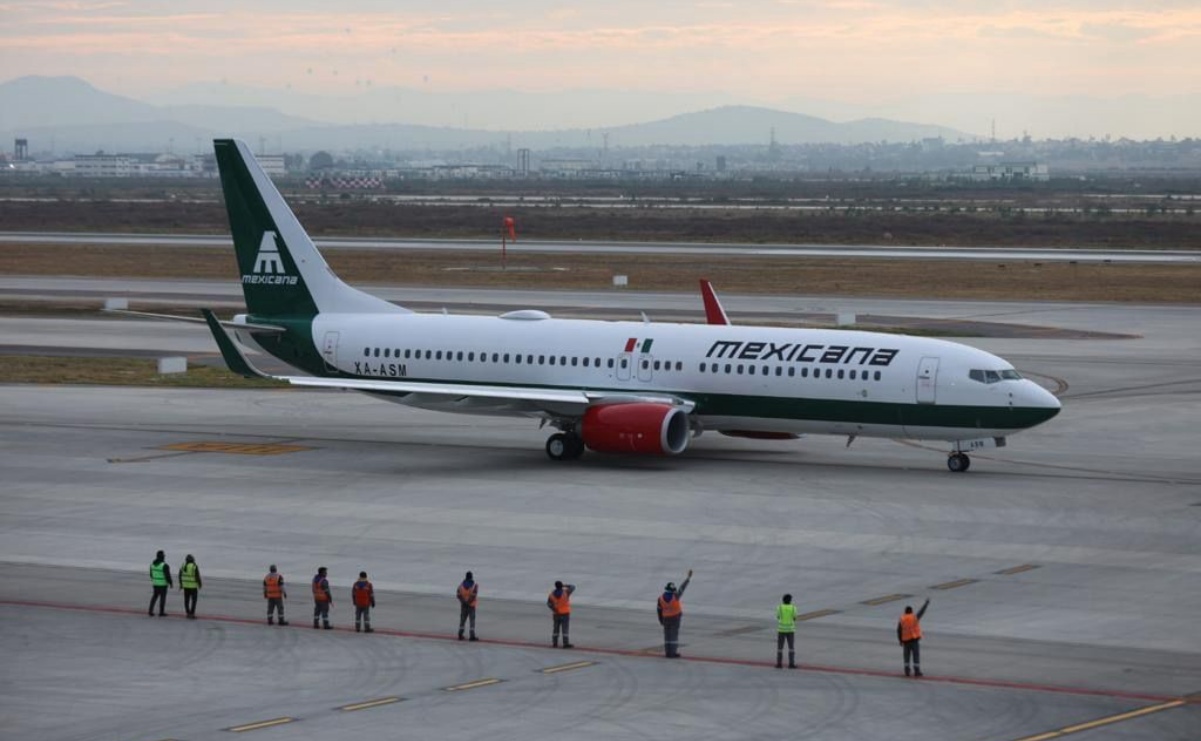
[213,139,404,319]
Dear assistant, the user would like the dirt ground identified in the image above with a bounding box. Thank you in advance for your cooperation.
[1,242,1198,303]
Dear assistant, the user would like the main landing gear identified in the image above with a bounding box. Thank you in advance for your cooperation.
[546,431,585,461]
[947,452,971,472]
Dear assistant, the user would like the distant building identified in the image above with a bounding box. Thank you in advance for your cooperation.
[255,154,287,177]
[73,153,133,177]
[965,161,1049,182]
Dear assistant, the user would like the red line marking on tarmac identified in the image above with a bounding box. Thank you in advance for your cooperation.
[0,598,1178,704]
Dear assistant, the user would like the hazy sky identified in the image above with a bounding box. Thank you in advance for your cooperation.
[4,0,1198,102]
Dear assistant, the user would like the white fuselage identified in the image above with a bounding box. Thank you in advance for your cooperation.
[300,311,1060,443]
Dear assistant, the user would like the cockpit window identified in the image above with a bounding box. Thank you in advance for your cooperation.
[969,368,1023,384]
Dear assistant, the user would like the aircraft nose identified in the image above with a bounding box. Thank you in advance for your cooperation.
[1024,381,1061,423]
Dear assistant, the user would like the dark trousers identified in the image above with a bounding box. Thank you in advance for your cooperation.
[903,639,921,669]
[776,632,796,666]
[662,616,681,657]
[182,588,198,616]
[267,597,285,621]
[552,614,570,644]
[459,604,476,633]
[355,606,371,629]
[313,601,330,626]
[149,585,168,615]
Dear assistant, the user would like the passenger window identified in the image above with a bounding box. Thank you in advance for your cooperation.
[405,349,412,359]
[725,364,732,373]
[516,354,522,364]
[561,356,567,366]
[825,369,832,379]
[801,368,808,378]
[654,361,661,371]
[787,367,795,377]
[874,371,881,381]
[595,358,601,367]
[373,348,380,357]
[775,367,782,376]
[849,370,857,380]
[700,363,707,372]
[436,351,442,360]
[457,351,463,361]
[539,355,545,364]
[503,354,510,363]
[736,365,744,375]
[583,358,590,367]
[620,358,628,368]
[761,366,769,376]
[527,355,534,364]
[384,348,390,358]
[572,357,578,367]
[641,359,648,370]
[607,359,614,368]
[468,352,474,361]
[425,350,432,360]
[837,369,844,379]
[364,348,370,357]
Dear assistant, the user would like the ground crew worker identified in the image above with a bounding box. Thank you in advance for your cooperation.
[898,598,930,677]
[263,565,288,625]
[546,580,575,648]
[656,569,692,658]
[178,554,202,619]
[352,571,375,633]
[457,571,478,641]
[776,593,797,669]
[148,550,173,617]
[312,566,333,629]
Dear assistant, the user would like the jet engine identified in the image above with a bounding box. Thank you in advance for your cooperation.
[580,403,690,455]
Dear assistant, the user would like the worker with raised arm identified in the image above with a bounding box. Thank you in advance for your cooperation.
[656,569,693,658]
[897,598,930,677]
[546,580,575,648]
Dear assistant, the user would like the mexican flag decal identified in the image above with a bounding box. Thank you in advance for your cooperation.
[624,337,654,353]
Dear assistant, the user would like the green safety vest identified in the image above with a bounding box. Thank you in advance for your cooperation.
[777,603,797,633]
[150,561,167,586]
[181,562,199,589]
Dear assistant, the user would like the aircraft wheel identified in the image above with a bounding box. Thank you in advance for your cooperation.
[947,453,970,472]
[546,433,568,461]
[563,433,586,460]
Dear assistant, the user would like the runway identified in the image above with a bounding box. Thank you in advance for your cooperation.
[1,293,1199,739]
[3,230,1199,262]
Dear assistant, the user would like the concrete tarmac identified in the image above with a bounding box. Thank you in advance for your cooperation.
[1,294,1199,740]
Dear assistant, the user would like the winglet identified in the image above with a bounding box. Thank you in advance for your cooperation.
[201,308,271,379]
[699,279,731,326]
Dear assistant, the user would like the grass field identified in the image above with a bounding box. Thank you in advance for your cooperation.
[3,242,1198,303]
[0,355,287,388]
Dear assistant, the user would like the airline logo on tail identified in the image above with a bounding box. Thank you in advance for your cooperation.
[243,232,298,285]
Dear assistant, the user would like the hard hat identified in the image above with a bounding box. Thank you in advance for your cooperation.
[665,582,676,592]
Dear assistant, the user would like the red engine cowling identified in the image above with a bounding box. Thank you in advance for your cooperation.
[580,403,690,456]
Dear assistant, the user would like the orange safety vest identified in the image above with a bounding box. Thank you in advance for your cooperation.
[899,613,922,642]
[264,573,283,599]
[458,583,478,607]
[312,576,330,602]
[658,594,683,619]
[352,580,373,608]
[548,590,571,615]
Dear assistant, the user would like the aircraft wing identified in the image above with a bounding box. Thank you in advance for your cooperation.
[202,309,694,413]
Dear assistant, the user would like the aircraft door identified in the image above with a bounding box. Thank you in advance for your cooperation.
[916,356,939,404]
[616,352,632,381]
[321,331,340,372]
[637,354,654,382]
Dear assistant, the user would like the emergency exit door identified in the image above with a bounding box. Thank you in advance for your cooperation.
[321,331,340,372]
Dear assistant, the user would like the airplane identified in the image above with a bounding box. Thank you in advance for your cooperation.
[189,139,1060,472]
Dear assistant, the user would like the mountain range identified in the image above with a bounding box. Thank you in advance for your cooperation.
[1,76,973,156]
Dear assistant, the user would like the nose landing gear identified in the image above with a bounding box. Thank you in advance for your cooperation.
[947,452,971,472]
